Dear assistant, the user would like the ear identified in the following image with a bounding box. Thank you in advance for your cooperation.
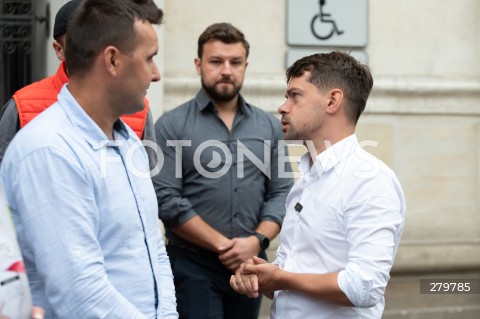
[52,41,65,61]
[325,89,344,115]
[104,46,121,76]
[194,57,201,75]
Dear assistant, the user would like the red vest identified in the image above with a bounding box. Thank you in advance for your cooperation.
[12,61,149,139]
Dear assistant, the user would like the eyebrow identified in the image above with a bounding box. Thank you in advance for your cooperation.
[286,87,302,96]
[207,55,245,61]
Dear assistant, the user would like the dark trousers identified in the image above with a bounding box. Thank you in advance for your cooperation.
[167,243,266,319]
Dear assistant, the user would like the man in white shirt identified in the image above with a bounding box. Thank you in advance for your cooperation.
[230,51,406,319]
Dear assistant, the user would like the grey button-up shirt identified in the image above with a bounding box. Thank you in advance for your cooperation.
[153,89,293,243]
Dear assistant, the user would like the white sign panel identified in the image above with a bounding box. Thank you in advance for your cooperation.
[287,0,368,47]
[286,48,368,68]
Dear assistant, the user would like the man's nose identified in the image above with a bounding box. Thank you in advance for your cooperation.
[278,101,288,115]
[221,62,233,75]
[152,64,161,82]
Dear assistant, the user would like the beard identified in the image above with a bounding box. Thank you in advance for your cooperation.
[201,77,242,103]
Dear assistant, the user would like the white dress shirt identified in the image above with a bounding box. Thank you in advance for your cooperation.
[270,134,406,319]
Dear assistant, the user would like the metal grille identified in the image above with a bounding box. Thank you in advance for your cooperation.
[0,0,49,106]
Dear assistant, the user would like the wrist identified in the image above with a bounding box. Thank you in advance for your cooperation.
[215,237,232,253]
[253,232,270,251]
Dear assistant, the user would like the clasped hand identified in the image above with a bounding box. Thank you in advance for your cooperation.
[218,236,261,272]
[229,256,279,299]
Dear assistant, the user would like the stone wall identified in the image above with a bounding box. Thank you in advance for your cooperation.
[161,0,480,317]
[44,0,480,317]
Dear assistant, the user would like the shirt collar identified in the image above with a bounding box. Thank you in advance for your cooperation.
[57,84,130,150]
[299,134,359,176]
[195,89,253,117]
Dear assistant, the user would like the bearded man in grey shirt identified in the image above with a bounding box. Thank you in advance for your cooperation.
[153,23,293,319]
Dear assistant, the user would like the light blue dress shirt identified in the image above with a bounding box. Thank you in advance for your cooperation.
[0,85,178,318]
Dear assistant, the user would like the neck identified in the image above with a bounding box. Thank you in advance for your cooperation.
[311,126,355,156]
[67,80,117,140]
[212,95,239,114]
[211,96,239,132]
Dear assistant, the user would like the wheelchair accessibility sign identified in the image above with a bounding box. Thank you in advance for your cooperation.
[287,0,368,47]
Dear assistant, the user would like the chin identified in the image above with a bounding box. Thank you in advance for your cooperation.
[135,99,146,110]
[123,103,145,115]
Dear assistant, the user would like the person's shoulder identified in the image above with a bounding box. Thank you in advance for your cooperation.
[155,98,197,125]
[14,74,57,95]
[247,103,282,132]
[249,103,280,121]
[7,103,68,154]
[350,145,402,187]
[0,99,18,123]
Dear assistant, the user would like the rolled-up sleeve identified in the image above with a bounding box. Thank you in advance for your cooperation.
[337,178,405,308]
[259,118,293,226]
[153,114,198,228]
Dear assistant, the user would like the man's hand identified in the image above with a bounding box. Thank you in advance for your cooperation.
[243,256,280,297]
[0,304,44,319]
[230,258,259,298]
[218,236,260,272]
[32,307,45,319]
[230,256,278,299]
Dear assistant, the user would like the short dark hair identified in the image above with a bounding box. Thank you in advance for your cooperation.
[65,0,163,77]
[286,51,373,124]
[197,22,250,59]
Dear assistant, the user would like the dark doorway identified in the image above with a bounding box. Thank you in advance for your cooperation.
[0,0,50,106]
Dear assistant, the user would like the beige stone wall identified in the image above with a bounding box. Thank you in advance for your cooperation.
[44,0,480,316]
[159,0,480,317]
[159,0,480,273]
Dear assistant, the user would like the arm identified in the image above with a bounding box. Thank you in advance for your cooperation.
[258,120,293,228]
[218,220,279,272]
[234,173,405,308]
[0,99,20,166]
[141,108,159,172]
[336,176,405,308]
[171,215,231,252]
[7,148,147,318]
[155,223,178,318]
[248,264,352,305]
[219,120,292,271]
[255,220,280,240]
[231,258,352,305]
[152,115,231,252]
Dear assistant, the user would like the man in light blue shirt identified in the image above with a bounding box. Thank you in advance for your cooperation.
[0,0,177,318]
